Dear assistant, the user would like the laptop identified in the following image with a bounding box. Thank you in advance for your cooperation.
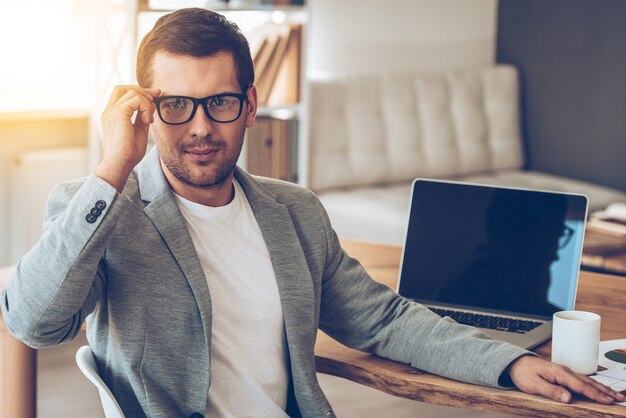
[397,179,589,349]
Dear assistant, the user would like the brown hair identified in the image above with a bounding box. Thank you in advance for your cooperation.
[136,8,254,92]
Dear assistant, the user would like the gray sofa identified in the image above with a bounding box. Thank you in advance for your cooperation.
[306,65,626,244]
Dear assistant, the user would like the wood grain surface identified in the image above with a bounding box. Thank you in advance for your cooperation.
[582,227,626,276]
[314,239,626,418]
[1,237,625,418]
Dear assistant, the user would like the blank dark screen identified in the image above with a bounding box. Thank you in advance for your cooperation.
[398,180,588,319]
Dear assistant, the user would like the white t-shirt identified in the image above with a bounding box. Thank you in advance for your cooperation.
[175,180,289,418]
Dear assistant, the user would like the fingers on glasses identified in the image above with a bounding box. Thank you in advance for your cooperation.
[108,85,158,106]
[107,86,159,126]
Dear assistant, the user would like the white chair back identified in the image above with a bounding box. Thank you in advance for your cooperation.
[75,346,125,418]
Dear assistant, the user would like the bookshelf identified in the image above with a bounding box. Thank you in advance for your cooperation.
[246,106,298,182]
[250,22,302,106]
[136,0,307,183]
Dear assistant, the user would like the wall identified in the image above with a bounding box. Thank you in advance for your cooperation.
[307,0,498,76]
[0,114,89,266]
[496,0,626,192]
[301,0,498,186]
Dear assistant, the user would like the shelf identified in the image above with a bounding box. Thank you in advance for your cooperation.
[256,104,299,120]
[139,0,306,14]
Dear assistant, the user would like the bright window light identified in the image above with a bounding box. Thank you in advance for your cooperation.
[0,0,97,112]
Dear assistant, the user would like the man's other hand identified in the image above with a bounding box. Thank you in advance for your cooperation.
[507,355,625,404]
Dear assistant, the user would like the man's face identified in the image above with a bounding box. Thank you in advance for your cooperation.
[149,51,256,191]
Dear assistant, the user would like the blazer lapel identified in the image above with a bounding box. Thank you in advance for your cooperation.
[134,149,213,349]
[234,168,317,377]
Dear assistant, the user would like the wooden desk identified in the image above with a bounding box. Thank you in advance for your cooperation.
[315,239,626,418]
[2,241,626,418]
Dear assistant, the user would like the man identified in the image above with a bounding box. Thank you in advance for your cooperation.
[1,8,623,418]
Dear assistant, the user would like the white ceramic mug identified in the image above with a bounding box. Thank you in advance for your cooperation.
[551,310,601,375]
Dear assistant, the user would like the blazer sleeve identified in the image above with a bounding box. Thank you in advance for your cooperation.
[313,196,533,389]
[1,174,132,348]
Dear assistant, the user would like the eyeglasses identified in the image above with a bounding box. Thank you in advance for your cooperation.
[153,92,247,125]
[558,225,574,249]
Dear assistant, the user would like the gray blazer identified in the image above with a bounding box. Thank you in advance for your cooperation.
[2,148,529,418]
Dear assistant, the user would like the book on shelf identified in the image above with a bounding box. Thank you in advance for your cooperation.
[267,24,301,105]
[247,22,302,106]
[251,33,279,88]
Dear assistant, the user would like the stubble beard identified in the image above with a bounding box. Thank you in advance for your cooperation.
[159,136,244,189]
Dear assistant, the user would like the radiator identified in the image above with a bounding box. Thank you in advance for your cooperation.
[9,147,89,263]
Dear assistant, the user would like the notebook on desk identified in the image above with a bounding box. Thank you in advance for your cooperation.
[397,179,589,349]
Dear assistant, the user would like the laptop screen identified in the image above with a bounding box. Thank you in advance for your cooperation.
[398,179,588,320]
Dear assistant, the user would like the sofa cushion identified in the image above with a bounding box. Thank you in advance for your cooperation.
[318,170,626,245]
[461,170,626,212]
[308,65,524,192]
[318,183,412,245]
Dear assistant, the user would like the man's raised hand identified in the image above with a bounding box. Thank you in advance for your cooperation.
[95,86,161,192]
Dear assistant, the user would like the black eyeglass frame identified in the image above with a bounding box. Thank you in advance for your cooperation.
[153,91,248,125]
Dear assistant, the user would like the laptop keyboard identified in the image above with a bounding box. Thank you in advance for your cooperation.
[430,307,543,334]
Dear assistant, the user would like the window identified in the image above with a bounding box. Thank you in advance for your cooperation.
[0,0,97,112]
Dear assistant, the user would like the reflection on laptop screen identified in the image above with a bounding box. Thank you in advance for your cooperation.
[398,180,588,319]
